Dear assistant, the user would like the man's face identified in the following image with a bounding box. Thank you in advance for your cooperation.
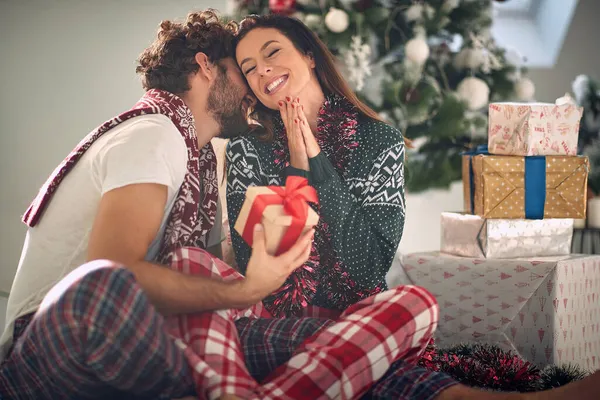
[207,58,254,139]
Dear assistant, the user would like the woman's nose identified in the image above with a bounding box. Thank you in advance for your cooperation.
[259,65,272,75]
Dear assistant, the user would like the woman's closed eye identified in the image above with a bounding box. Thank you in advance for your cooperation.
[243,49,280,75]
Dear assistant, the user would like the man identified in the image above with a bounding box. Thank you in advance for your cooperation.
[1,8,599,400]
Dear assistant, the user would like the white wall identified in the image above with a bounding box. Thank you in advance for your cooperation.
[1,0,600,295]
[0,298,5,329]
[0,0,220,294]
[527,0,600,101]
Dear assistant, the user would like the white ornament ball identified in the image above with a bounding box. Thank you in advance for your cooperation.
[442,0,460,12]
[457,77,490,110]
[463,48,486,69]
[405,4,424,22]
[454,48,484,70]
[292,12,305,21]
[303,14,322,29]
[515,77,536,101]
[324,8,349,33]
[405,37,430,65]
[572,74,590,103]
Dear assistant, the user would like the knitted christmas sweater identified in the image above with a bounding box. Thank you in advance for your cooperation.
[226,95,406,317]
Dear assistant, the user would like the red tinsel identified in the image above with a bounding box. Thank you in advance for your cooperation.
[419,341,542,392]
[264,242,319,317]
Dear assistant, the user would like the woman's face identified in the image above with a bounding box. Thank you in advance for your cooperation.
[236,27,316,110]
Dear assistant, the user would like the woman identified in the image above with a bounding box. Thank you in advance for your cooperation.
[226,14,407,318]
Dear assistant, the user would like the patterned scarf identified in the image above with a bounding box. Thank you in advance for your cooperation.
[268,94,384,317]
[22,89,218,264]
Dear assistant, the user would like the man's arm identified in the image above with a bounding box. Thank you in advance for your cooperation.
[87,182,254,315]
[87,182,314,316]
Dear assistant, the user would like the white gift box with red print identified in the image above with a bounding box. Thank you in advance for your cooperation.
[487,102,582,156]
[400,252,600,369]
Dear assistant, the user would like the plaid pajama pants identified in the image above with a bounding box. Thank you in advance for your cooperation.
[0,251,457,399]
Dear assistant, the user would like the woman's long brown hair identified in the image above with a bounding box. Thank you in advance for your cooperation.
[228,14,400,142]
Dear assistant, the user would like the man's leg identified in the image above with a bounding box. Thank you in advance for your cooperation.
[235,317,334,383]
[0,261,194,400]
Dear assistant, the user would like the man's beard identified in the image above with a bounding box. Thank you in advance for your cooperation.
[207,72,250,139]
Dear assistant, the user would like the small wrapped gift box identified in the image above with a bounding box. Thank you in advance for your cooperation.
[487,101,583,156]
[462,149,589,219]
[440,212,573,259]
[400,251,600,369]
[234,176,319,256]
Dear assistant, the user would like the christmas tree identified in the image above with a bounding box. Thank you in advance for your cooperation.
[228,0,534,192]
[573,75,600,194]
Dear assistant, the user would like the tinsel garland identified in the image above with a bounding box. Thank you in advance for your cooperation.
[419,339,590,392]
[267,94,381,316]
[263,245,319,317]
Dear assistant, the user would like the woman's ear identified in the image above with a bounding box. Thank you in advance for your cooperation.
[306,52,316,69]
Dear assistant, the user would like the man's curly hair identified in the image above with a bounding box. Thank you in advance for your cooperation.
[136,9,235,93]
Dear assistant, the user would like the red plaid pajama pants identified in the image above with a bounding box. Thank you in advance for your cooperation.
[0,248,456,399]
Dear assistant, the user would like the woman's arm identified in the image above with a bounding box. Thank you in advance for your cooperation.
[310,123,406,288]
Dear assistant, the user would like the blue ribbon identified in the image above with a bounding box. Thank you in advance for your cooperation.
[524,157,546,219]
[462,145,546,219]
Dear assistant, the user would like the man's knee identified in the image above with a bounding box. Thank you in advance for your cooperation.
[39,260,136,313]
[400,285,438,308]
[378,285,440,333]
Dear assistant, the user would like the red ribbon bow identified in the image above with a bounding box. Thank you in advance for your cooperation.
[242,176,318,255]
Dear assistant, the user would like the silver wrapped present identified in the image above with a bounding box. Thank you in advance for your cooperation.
[441,212,573,259]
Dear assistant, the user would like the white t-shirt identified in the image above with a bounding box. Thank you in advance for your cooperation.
[0,114,224,360]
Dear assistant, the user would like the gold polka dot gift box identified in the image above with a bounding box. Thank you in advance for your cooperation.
[462,151,589,219]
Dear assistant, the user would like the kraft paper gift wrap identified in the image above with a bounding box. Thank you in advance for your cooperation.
[234,177,319,256]
[487,102,583,156]
[440,212,574,259]
[400,252,600,369]
[462,151,589,219]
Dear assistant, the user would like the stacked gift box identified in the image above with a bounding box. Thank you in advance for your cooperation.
[400,100,600,370]
[453,100,588,258]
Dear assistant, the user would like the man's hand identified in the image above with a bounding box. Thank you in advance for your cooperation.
[241,223,314,304]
